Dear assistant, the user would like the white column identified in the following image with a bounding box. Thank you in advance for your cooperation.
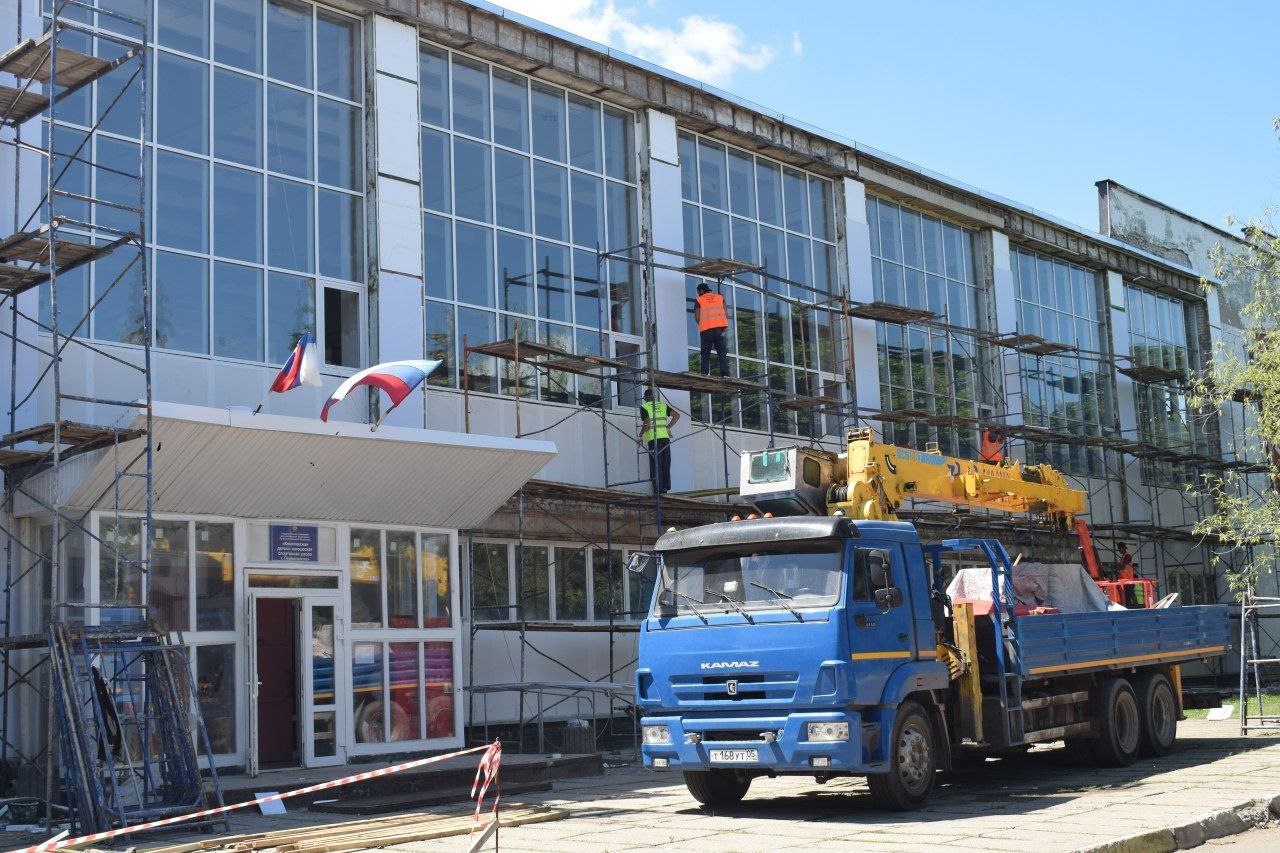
[644,109,693,492]
[841,178,879,429]
[368,16,425,428]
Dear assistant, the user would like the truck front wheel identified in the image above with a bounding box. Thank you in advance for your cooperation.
[1090,677,1141,767]
[683,769,751,808]
[1134,671,1177,757]
[867,700,937,810]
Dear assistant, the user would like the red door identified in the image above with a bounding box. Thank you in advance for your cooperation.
[256,598,298,767]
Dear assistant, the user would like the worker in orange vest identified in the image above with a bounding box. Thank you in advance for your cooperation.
[694,283,729,376]
[1117,543,1135,581]
[979,427,1004,464]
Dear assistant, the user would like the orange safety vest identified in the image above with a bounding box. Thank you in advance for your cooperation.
[979,430,1003,464]
[1118,552,1135,581]
[695,292,729,332]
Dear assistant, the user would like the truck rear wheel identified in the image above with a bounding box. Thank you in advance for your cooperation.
[867,700,937,810]
[683,769,751,808]
[1134,671,1177,757]
[1089,677,1141,767]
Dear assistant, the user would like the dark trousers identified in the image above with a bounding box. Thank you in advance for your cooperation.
[700,327,728,376]
[647,437,671,494]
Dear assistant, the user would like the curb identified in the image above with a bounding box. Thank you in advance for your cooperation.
[1079,794,1280,853]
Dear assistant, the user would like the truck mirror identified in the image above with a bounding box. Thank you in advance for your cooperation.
[874,586,904,610]
[626,552,654,576]
[867,552,889,589]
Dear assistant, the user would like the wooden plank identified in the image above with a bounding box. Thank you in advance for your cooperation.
[953,602,983,743]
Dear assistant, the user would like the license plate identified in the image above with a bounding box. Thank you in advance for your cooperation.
[709,748,758,763]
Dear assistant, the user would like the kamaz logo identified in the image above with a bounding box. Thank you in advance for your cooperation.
[700,660,759,670]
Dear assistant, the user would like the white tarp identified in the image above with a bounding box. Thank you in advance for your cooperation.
[946,562,1118,614]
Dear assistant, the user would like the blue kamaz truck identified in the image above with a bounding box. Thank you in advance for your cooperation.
[634,441,1230,810]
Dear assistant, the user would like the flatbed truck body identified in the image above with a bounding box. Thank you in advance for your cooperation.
[636,516,1229,809]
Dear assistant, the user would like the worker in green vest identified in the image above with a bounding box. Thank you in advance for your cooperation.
[640,388,680,494]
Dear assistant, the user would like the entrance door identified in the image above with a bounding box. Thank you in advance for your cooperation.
[255,598,299,768]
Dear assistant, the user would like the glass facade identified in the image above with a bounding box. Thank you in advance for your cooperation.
[419,43,640,406]
[867,196,982,456]
[469,540,634,622]
[678,131,842,437]
[1125,283,1207,485]
[1011,248,1111,476]
[41,0,366,367]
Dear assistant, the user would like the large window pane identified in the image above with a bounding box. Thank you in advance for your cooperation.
[267,0,312,88]
[424,299,454,387]
[388,642,420,741]
[419,45,448,128]
[531,83,565,161]
[213,69,262,166]
[268,177,313,272]
[422,533,452,628]
[316,10,358,101]
[194,522,235,627]
[318,189,362,282]
[698,140,726,210]
[156,151,208,252]
[494,151,530,231]
[266,271,314,362]
[214,263,262,361]
[93,245,146,345]
[196,644,236,753]
[533,162,568,240]
[323,286,360,367]
[783,167,810,233]
[810,177,834,241]
[421,128,451,213]
[98,517,142,612]
[455,223,493,307]
[318,99,360,190]
[214,164,262,262]
[591,549,621,620]
[157,52,208,154]
[424,642,454,739]
[268,84,313,179]
[497,232,533,315]
[535,240,570,322]
[451,56,489,139]
[159,0,208,56]
[555,547,587,620]
[386,531,418,629]
[214,0,260,72]
[520,546,549,620]
[603,106,633,181]
[156,251,209,353]
[423,214,452,300]
[727,149,756,218]
[568,96,601,172]
[470,542,509,620]
[350,528,382,629]
[454,139,491,223]
[605,181,635,255]
[573,248,601,329]
[570,172,603,250]
[678,132,697,201]
[352,642,384,743]
[458,307,496,393]
[492,69,528,151]
[151,520,190,631]
[94,136,141,235]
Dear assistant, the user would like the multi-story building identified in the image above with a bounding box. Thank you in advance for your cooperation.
[0,0,1265,774]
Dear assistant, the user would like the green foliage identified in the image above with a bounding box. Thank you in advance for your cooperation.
[1189,121,1280,593]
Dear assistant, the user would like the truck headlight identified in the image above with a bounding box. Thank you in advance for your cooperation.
[807,721,849,742]
[643,725,671,745]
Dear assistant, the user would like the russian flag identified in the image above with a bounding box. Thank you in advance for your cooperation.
[271,332,321,393]
[321,359,441,422]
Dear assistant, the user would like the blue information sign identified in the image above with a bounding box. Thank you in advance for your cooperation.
[270,524,318,562]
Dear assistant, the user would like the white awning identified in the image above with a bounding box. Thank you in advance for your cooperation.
[49,402,556,529]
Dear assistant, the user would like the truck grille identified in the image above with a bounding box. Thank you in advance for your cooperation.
[668,672,799,704]
[702,729,772,742]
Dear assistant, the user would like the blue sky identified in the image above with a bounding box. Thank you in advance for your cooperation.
[494,0,1280,233]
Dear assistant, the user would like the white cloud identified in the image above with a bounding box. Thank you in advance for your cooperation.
[791,30,803,57]
[492,0,775,86]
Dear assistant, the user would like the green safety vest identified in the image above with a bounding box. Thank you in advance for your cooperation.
[641,401,671,443]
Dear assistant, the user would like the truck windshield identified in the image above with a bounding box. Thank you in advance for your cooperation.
[653,542,843,618]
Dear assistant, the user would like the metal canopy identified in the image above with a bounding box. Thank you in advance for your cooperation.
[54,402,557,529]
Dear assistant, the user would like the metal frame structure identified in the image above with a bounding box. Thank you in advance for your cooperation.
[0,0,225,835]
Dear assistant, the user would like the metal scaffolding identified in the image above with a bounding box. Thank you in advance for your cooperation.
[0,0,224,836]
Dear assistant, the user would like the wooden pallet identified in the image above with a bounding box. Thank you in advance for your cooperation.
[141,805,569,853]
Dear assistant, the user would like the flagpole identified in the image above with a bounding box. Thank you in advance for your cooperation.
[253,389,271,414]
[371,404,395,433]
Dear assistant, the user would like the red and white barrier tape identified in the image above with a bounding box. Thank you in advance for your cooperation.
[8,740,500,853]
[470,740,502,822]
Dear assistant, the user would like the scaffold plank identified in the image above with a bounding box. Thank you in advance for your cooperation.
[846,301,937,324]
[0,33,117,89]
[868,407,934,423]
[779,394,845,411]
[0,263,47,292]
[0,420,140,452]
[0,224,126,270]
[1118,361,1185,385]
[0,83,50,126]
[683,257,762,278]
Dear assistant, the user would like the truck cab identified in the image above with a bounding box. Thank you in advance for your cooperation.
[636,515,954,809]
